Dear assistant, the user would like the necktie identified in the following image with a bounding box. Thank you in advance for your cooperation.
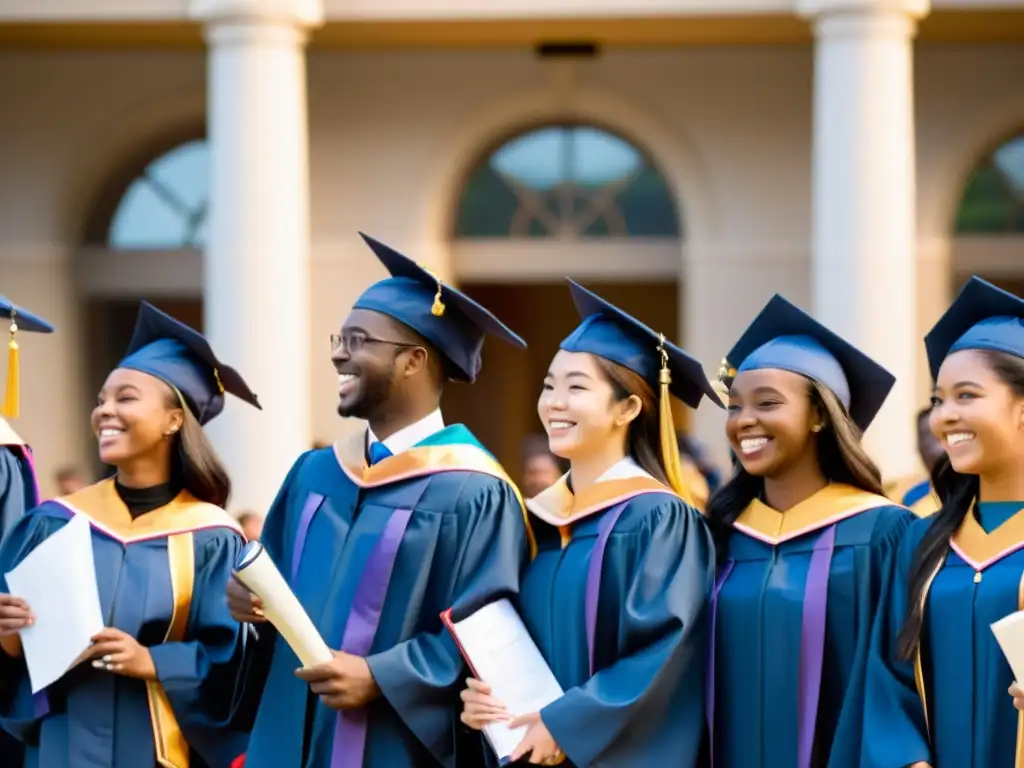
[368,441,393,466]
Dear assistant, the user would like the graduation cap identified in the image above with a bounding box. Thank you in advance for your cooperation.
[722,294,895,431]
[562,280,722,410]
[118,302,261,426]
[0,296,55,420]
[560,279,721,504]
[924,276,1024,379]
[352,233,526,382]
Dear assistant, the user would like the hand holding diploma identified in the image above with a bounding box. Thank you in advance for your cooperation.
[506,711,564,766]
[294,651,381,710]
[460,677,510,728]
[231,541,333,668]
[226,576,266,625]
[0,594,33,637]
[460,679,564,765]
[84,627,156,680]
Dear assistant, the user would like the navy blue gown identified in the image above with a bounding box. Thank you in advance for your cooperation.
[709,483,913,768]
[861,501,1024,767]
[238,425,531,768]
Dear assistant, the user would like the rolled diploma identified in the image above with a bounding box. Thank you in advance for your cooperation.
[233,542,334,668]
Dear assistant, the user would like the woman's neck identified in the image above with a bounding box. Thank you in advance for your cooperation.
[116,456,171,489]
[569,444,628,496]
[763,456,829,512]
[979,462,1024,502]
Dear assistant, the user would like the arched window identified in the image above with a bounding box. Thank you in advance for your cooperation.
[108,139,209,249]
[955,132,1024,234]
[456,124,680,239]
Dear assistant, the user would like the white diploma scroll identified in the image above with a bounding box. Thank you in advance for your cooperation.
[992,609,1024,685]
[233,541,334,668]
[442,599,564,763]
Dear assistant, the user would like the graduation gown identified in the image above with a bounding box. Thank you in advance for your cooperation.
[0,418,39,768]
[709,484,913,768]
[239,425,531,768]
[508,461,714,768]
[0,418,40,541]
[861,501,1024,767]
[0,479,249,768]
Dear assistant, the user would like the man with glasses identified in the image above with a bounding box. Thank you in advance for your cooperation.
[227,233,532,768]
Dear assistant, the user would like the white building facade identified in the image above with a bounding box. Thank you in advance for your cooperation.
[1,0,1023,509]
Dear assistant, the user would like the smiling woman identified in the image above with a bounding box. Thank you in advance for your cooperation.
[704,294,913,768]
[459,279,720,768]
[0,302,261,768]
[860,276,1024,768]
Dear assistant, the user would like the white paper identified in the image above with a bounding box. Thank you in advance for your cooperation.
[5,513,104,693]
[992,610,1024,684]
[448,599,564,761]
[232,543,334,668]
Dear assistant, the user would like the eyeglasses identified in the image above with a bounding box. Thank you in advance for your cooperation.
[330,331,422,355]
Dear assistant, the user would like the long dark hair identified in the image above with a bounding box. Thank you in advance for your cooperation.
[163,388,232,509]
[592,357,672,488]
[896,349,1024,659]
[705,377,884,558]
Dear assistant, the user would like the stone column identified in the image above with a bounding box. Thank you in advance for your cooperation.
[189,0,323,513]
[799,0,930,480]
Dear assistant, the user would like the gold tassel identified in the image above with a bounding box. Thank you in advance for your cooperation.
[423,267,446,316]
[656,334,695,507]
[713,357,736,402]
[2,318,19,420]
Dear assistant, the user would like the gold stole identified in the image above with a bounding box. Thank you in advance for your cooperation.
[147,532,195,768]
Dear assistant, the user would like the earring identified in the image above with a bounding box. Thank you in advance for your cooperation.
[811,424,823,433]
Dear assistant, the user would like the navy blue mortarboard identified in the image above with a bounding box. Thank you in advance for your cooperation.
[0,298,54,335]
[0,296,54,419]
[353,233,526,382]
[924,276,1024,379]
[723,294,895,431]
[561,280,722,409]
[118,302,261,426]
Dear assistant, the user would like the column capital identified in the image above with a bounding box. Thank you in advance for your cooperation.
[797,0,930,21]
[188,0,323,28]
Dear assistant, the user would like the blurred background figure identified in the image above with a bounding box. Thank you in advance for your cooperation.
[237,510,264,542]
[520,433,567,498]
[675,430,722,511]
[914,404,945,477]
[53,465,88,496]
[884,406,942,517]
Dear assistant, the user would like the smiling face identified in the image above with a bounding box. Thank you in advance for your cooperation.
[930,349,1024,477]
[91,368,184,467]
[726,368,821,478]
[537,350,640,463]
[331,309,421,421]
